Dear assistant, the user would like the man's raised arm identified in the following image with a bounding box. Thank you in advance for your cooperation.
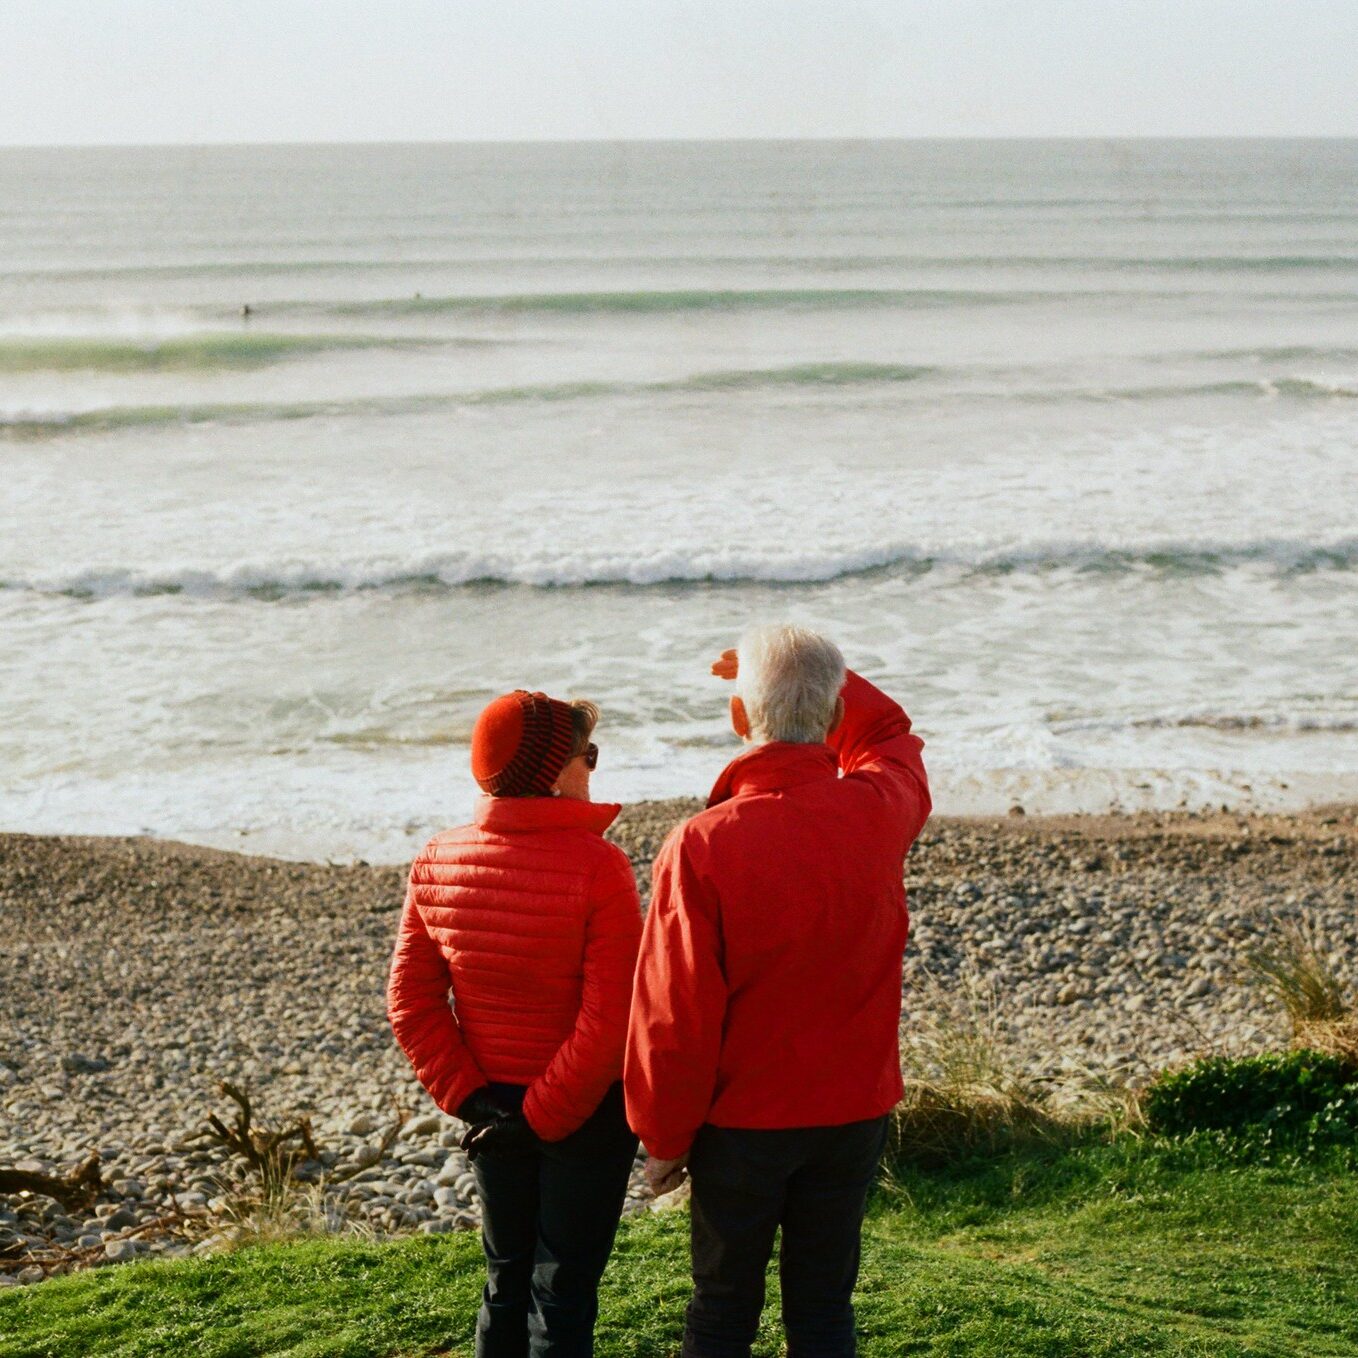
[828,668,932,844]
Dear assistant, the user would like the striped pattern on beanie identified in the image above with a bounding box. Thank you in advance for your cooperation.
[483,691,578,797]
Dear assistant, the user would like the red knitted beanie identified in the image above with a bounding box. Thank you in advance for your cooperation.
[471,690,578,797]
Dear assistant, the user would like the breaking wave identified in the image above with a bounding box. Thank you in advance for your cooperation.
[1071,376,1358,403]
[0,331,482,374]
[7,363,1358,439]
[316,287,1035,317]
[0,362,933,436]
[7,536,1356,600]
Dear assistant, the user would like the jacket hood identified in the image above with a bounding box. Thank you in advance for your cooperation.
[706,741,838,808]
[474,794,621,835]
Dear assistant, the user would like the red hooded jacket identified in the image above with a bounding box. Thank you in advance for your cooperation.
[387,795,642,1142]
[624,670,930,1159]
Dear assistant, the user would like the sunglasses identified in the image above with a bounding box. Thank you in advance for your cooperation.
[580,742,599,771]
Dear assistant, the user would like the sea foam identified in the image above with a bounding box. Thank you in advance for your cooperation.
[7,534,1356,600]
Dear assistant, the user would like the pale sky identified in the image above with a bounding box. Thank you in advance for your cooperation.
[2,0,1356,146]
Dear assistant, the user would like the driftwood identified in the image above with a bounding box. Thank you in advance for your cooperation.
[0,1206,191,1278]
[204,1080,319,1193]
[202,1080,410,1189]
[323,1097,408,1184]
[1,1080,419,1281]
[0,1152,102,1210]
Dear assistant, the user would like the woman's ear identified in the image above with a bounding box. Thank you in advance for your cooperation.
[730,694,752,741]
[550,758,590,800]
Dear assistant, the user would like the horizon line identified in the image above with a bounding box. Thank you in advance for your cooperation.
[4,133,1357,152]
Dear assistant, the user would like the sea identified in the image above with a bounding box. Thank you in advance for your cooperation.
[2,139,1356,862]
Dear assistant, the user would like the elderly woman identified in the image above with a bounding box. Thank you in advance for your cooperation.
[388,689,642,1358]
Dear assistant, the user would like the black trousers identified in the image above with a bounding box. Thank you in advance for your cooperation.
[471,1082,638,1358]
[683,1116,889,1358]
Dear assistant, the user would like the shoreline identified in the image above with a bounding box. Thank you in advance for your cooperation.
[3,803,1355,1279]
[15,766,1358,868]
[7,798,1358,869]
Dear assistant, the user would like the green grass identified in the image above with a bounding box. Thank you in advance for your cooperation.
[4,1133,1355,1358]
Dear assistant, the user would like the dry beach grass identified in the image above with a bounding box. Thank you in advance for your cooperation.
[1,803,1355,1283]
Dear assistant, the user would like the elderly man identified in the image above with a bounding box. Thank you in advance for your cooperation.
[625,624,931,1358]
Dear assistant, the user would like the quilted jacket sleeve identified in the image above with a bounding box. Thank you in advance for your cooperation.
[623,829,728,1160]
[521,846,643,1141]
[829,668,932,847]
[387,875,488,1118]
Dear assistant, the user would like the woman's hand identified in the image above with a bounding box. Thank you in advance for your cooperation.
[462,1113,541,1161]
[456,1087,511,1126]
[711,649,738,681]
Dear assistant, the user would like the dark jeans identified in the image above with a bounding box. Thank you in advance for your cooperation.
[683,1116,889,1358]
[471,1081,638,1358]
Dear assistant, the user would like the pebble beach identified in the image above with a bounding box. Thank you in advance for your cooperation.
[2,803,1355,1285]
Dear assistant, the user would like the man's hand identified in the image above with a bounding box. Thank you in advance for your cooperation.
[711,649,738,681]
[644,1153,689,1196]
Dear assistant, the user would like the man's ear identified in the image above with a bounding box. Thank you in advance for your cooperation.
[730,694,752,741]
[826,695,846,738]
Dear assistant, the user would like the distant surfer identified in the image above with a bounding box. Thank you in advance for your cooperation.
[240,304,253,319]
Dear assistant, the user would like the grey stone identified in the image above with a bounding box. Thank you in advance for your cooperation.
[399,1148,444,1167]
[61,1053,110,1075]
[419,1218,458,1234]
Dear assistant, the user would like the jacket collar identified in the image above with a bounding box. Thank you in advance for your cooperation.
[474,794,621,836]
[707,741,838,808]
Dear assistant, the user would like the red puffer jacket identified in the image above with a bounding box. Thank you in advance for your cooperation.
[387,795,642,1142]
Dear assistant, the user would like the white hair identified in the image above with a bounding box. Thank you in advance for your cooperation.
[736,624,846,744]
